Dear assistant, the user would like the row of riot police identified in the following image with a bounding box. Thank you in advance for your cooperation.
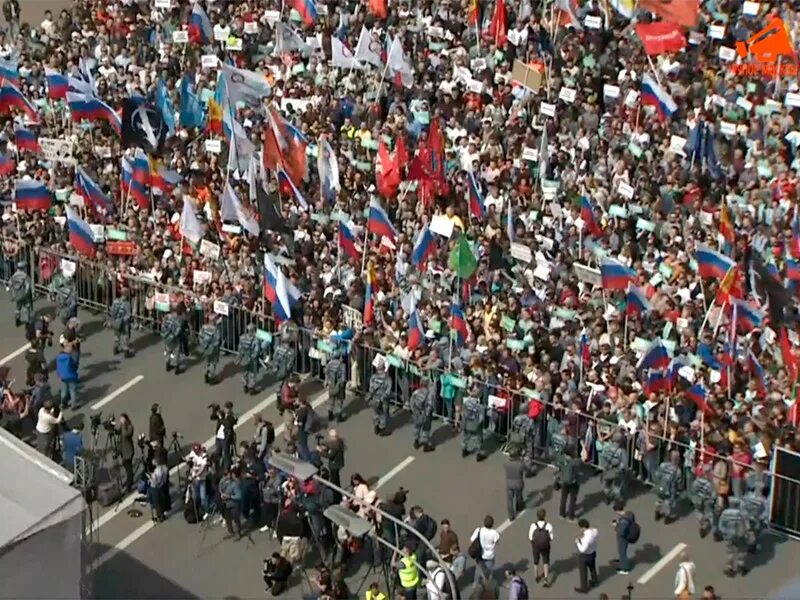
[9,262,77,329]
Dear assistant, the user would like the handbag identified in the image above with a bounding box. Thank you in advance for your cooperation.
[467,528,483,560]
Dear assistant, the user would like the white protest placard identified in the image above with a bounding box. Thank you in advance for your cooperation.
[521,147,538,162]
[510,242,532,263]
[540,102,556,117]
[470,57,487,72]
[785,92,800,108]
[584,15,602,29]
[200,239,221,260]
[669,134,687,154]
[222,223,241,235]
[719,120,736,136]
[226,37,243,51]
[244,21,259,35]
[213,300,229,316]
[95,145,112,158]
[507,29,521,46]
[743,1,760,15]
[193,270,212,285]
[172,30,189,44]
[343,305,363,332]
[466,79,484,94]
[154,0,171,8]
[61,259,76,278]
[736,96,753,112]
[624,89,639,107]
[265,10,281,25]
[205,139,222,154]
[603,84,620,99]
[718,46,736,62]
[559,87,577,104]
[40,137,75,165]
[214,28,228,42]
[89,224,105,242]
[617,181,635,199]
[708,25,726,40]
[430,214,455,238]
[428,25,444,38]
[689,31,705,45]
[201,55,218,69]
[68,193,84,207]
[574,263,602,286]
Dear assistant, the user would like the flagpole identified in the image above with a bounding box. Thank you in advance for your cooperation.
[645,54,663,87]
[711,301,726,340]
[336,223,342,283]
[360,222,370,276]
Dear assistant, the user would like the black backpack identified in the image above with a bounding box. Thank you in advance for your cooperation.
[531,522,551,552]
[625,519,641,544]
[512,576,529,600]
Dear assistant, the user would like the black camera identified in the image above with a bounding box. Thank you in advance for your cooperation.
[89,412,103,432]
[137,433,148,449]
[208,403,220,418]
[315,434,324,444]
[102,414,117,432]
[172,431,183,440]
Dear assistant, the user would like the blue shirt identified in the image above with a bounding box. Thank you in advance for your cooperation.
[62,431,84,470]
[55,351,79,382]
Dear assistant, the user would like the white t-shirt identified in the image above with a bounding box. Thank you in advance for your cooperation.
[471,526,500,560]
[425,567,448,600]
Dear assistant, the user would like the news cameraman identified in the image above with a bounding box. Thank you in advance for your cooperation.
[36,399,64,460]
[211,401,237,470]
[149,403,166,448]
[317,428,345,489]
[116,413,135,492]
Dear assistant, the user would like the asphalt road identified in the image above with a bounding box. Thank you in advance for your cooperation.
[1,297,797,600]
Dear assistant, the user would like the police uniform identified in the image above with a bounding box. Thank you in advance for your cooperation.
[9,261,32,327]
[689,476,718,538]
[410,377,435,452]
[740,492,768,554]
[270,322,297,397]
[653,460,680,523]
[53,276,78,325]
[199,317,222,384]
[367,360,392,435]
[237,325,262,394]
[324,348,347,422]
[718,501,749,576]
[461,394,487,461]
[161,309,183,372]
[110,292,133,356]
[599,435,628,504]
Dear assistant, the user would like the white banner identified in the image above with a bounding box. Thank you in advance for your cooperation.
[343,305,363,332]
[40,137,76,165]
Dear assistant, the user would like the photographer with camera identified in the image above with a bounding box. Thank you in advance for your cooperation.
[148,453,170,523]
[55,340,80,409]
[24,336,47,388]
[211,401,237,471]
[116,413,135,492]
[317,428,345,490]
[36,399,64,460]
[149,404,166,449]
[263,551,292,596]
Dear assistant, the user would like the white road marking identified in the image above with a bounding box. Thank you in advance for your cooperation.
[0,342,30,366]
[94,391,329,564]
[636,542,687,585]
[90,375,145,410]
[375,456,415,489]
[497,510,526,534]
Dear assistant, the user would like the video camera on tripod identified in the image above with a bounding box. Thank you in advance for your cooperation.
[90,411,117,436]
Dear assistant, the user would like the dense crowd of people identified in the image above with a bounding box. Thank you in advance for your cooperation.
[0,0,799,595]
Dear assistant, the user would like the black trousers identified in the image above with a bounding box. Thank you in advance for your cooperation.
[578,552,598,591]
[560,483,578,519]
[122,459,134,492]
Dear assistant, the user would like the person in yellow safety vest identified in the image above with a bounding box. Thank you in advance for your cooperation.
[394,545,420,600]
[365,581,387,600]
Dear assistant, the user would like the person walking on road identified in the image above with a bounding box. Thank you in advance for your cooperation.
[674,551,696,599]
[469,515,500,587]
[504,452,525,521]
[612,502,638,575]
[528,508,553,587]
[574,518,598,594]
[55,340,79,409]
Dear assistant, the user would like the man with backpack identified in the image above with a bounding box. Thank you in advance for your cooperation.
[505,568,529,600]
[527,508,553,587]
[612,501,640,575]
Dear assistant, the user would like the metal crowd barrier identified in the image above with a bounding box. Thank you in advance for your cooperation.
[7,241,800,536]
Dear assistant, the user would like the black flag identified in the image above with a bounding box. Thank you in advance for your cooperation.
[256,185,289,233]
[751,253,795,327]
[121,98,167,154]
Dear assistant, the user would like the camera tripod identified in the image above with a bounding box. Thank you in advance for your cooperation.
[166,432,185,493]
[352,523,396,598]
[89,424,128,511]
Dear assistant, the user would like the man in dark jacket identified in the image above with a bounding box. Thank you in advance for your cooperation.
[612,501,635,575]
[117,414,136,492]
[504,452,526,521]
[149,403,166,448]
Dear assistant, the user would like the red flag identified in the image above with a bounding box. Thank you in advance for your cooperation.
[483,0,507,48]
[781,326,799,382]
[639,0,699,28]
[376,141,401,198]
[369,0,388,19]
[634,22,687,55]
[395,135,409,170]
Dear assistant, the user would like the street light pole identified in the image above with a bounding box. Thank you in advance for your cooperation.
[269,452,457,596]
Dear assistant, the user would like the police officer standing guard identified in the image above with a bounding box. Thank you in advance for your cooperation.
[461,387,487,461]
[324,343,347,422]
[367,357,392,436]
[199,313,222,384]
[718,499,749,577]
[410,375,435,452]
[237,324,262,395]
[9,260,32,327]
[270,321,297,399]
[52,273,78,326]
[109,288,133,357]
[161,305,184,373]
[599,431,628,504]
[653,450,681,523]
[689,473,718,538]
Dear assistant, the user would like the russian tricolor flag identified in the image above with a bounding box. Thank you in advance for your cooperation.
[669,357,688,386]
[640,74,677,119]
[367,197,398,241]
[638,339,671,371]
[14,127,40,153]
[0,152,14,176]
[44,67,68,99]
[66,207,97,258]
[626,284,651,316]
[580,196,602,237]
[686,383,713,416]
[451,303,470,347]
[75,167,114,214]
[579,329,590,364]
[731,298,764,332]
[791,208,800,258]
[150,164,181,194]
[748,350,767,395]
[13,179,53,211]
[263,255,298,322]
[408,310,425,351]
[468,171,485,219]
[188,2,213,45]
[695,244,734,279]
[0,83,39,122]
[600,257,636,291]
[697,342,722,371]
[411,225,436,268]
[0,57,19,87]
[132,150,151,185]
[66,93,121,135]
[121,157,149,210]
[277,167,309,210]
[644,370,669,395]
[787,259,800,281]
[290,0,318,26]
[338,221,360,260]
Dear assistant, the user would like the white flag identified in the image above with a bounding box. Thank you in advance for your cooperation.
[354,26,384,69]
[220,180,260,236]
[180,198,204,244]
[221,63,271,107]
[274,22,312,55]
[387,36,414,88]
[331,36,363,70]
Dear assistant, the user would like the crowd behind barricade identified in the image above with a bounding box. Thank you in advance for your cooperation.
[0,0,799,594]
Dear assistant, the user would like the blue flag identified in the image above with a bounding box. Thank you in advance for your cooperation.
[179,73,205,130]
[704,123,723,181]
[155,78,176,135]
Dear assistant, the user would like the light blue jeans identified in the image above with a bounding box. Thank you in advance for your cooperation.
[60,380,79,408]
[473,557,495,586]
